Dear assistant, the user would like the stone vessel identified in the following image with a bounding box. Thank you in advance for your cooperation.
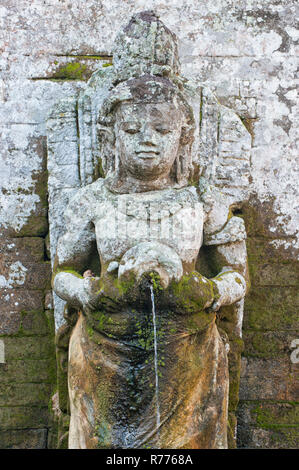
[48,11,250,449]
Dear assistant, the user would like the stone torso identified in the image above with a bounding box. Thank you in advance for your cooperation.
[92,180,204,272]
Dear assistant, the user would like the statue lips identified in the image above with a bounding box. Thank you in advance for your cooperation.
[135,149,160,159]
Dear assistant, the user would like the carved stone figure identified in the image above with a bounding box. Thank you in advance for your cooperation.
[48,11,250,449]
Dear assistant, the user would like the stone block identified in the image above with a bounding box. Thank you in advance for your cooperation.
[244,287,299,331]
[0,406,49,430]
[237,425,299,449]
[237,401,299,428]
[47,163,80,189]
[287,364,299,401]
[21,310,51,336]
[47,140,79,166]
[0,289,44,314]
[0,428,48,449]
[239,357,288,400]
[237,399,299,449]
[0,359,56,384]
[249,263,299,287]
[246,237,299,264]
[0,383,53,407]
[3,335,54,361]
[243,330,297,359]
[0,311,21,335]
[0,259,51,291]
[0,237,45,263]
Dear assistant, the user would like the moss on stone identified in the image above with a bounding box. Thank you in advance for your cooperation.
[243,330,297,359]
[54,266,84,278]
[52,62,88,80]
[170,272,215,313]
[251,402,299,429]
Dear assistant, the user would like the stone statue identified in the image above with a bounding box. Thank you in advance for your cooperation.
[48,11,250,449]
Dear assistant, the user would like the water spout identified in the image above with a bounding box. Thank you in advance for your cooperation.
[150,284,160,440]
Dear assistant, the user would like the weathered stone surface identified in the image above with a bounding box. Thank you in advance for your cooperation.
[0,428,48,449]
[238,401,299,428]
[287,364,299,402]
[237,400,299,448]
[239,357,289,401]
[0,312,21,336]
[0,406,49,430]
[0,260,51,291]
[0,237,45,263]
[244,287,299,331]
[0,383,52,407]
[249,263,299,287]
[237,424,299,449]
[0,359,56,384]
[3,336,54,361]
[0,290,44,314]
[243,330,297,360]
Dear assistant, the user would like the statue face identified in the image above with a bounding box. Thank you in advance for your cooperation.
[115,102,183,180]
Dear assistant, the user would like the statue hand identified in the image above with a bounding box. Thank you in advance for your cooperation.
[208,269,246,312]
[118,241,183,289]
[77,276,102,311]
[169,271,216,313]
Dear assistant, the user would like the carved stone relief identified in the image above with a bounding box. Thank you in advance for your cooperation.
[47,11,250,449]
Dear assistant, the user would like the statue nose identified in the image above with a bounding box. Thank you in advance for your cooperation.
[139,125,157,146]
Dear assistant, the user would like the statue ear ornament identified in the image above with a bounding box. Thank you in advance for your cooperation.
[47,10,251,449]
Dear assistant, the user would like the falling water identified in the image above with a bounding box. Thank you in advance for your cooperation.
[150,284,161,436]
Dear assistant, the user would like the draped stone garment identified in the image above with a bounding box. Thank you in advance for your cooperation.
[59,181,229,449]
[68,304,229,449]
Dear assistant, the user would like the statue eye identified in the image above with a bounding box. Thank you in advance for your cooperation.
[125,128,139,134]
[155,126,171,134]
[122,123,140,134]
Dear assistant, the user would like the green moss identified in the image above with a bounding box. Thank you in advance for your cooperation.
[52,62,88,80]
[54,266,83,278]
[149,271,163,291]
[243,330,295,359]
[227,412,237,449]
[270,427,299,448]
[170,272,216,314]
[252,402,299,429]
[244,286,299,331]
[76,55,112,61]
[33,169,48,209]
[11,310,51,337]
[113,273,135,296]
[95,382,114,448]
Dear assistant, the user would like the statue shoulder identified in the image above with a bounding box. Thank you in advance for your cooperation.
[199,177,247,245]
[64,178,106,220]
[204,215,247,246]
[199,177,230,235]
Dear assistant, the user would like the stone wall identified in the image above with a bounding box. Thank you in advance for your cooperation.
[0,0,298,448]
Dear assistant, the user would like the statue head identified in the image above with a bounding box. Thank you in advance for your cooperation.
[97,74,197,191]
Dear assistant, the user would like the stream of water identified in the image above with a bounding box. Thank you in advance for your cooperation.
[150,284,161,437]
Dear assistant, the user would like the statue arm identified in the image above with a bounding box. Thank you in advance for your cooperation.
[202,216,249,312]
[52,188,100,310]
